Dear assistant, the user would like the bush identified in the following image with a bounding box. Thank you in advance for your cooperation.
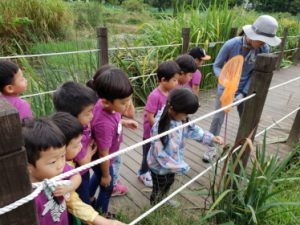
[70,2,103,29]
[123,0,147,12]
[0,0,73,54]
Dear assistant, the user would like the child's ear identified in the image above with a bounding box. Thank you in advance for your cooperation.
[27,164,34,175]
[3,85,14,94]
[101,99,110,107]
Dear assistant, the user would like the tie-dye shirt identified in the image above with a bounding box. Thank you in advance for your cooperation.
[147,107,214,175]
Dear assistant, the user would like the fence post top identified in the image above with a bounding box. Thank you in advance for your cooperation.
[97,27,108,37]
[254,53,278,72]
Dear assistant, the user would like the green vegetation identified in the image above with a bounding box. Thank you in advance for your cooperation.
[200,139,300,225]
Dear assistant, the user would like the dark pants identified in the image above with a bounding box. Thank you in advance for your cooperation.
[150,170,175,205]
[139,140,151,175]
[89,165,114,214]
[68,172,90,225]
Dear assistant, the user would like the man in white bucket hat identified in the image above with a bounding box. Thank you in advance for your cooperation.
[203,15,281,163]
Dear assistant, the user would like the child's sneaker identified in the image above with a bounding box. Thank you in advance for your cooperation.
[166,199,180,208]
[202,146,217,163]
[138,171,153,187]
[111,183,128,197]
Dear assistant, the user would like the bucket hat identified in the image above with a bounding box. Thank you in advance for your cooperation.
[243,15,281,46]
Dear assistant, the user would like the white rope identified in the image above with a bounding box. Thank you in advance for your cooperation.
[287,35,300,39]
[108,44,182,52]
[0,49,100,59]
[272,48,299,54]
[128,73,156,81]
[0,179,71,215]
[0,44,182,60]
[269,76,300,91]
[49,94,256,182]
[21,90,56,99]
[1,75,299,215]
[128,106,300,225]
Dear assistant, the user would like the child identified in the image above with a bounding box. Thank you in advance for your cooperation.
[87,64,134,197]
[51,112,126,225]
[89,68,138,216]
[0,60,32,120]
[175,54,197,86]
[23,118,76,225]
[53,81,98,207]
[139,60,181,187]
[188,47,211,96]
[147,88,223,205]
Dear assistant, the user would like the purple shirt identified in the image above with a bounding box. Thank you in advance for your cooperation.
[34,164,72,225]
[91,99,123,164]
[1,95,32,120]
[188,69,202,88]
[143,87,167,139]
[74,126,91,162]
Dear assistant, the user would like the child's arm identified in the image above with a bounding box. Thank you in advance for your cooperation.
[192,84,199,96]
[99,149,111,187]
[186,124,224,146]
[147,111,156,126]
[53,173,82,197]
[66,191,127,225]
[121,118,138,130]
[122,99,135,119]
[77,140,97,166]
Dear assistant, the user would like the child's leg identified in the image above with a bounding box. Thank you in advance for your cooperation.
[76,171,90,204]
[112,155,122,186]
[89,173,99,199]
[150,171,175,205]
[138,140,151,175]
[92,165,114,213]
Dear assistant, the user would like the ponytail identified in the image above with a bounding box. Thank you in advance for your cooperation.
[86,64,116,91]
[158,103,172,147]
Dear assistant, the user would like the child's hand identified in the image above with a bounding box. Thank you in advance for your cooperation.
[100,175,112,187]
[110,221,127,225]
[53,182,72,197]
[213,136,224,145]
[88,140,97,158]
[122,119,138,130]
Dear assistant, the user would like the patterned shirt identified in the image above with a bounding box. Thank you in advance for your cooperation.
[147,107,214,175]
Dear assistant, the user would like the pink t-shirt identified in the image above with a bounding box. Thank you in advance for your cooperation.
[73,126,91,162]
[188,69,202,88]
[34,164,72,225]
[1,95,32,120]
[91,99,122,165]
[143,87,167,139]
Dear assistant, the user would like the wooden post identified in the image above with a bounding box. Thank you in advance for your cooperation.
[181,28,190,54]
[276,27,288,70]
[97,27,109,67]
[287,108,300,146]
[292,38,300,65]
[229,27,238,38]
[0,99,38,225]
[234,53,278,171]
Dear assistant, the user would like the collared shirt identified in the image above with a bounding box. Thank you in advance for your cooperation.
[213,36,269,96]
[147,107,214,175]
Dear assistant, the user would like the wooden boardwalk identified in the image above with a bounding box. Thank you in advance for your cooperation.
[110,65,300,217]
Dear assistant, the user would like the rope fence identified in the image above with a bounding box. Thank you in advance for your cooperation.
[1,74,300,218]
[1,34,299,60]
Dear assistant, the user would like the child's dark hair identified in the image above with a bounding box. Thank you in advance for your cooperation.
[175,55,197,73]
[22,118,66,166]
[0,60,19,92]
[157,60,181,82]
[50,112,83,146]
[86,64,116,90]
[93,68,133,101]
[53,81,98,117]
[158,88,199,146]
